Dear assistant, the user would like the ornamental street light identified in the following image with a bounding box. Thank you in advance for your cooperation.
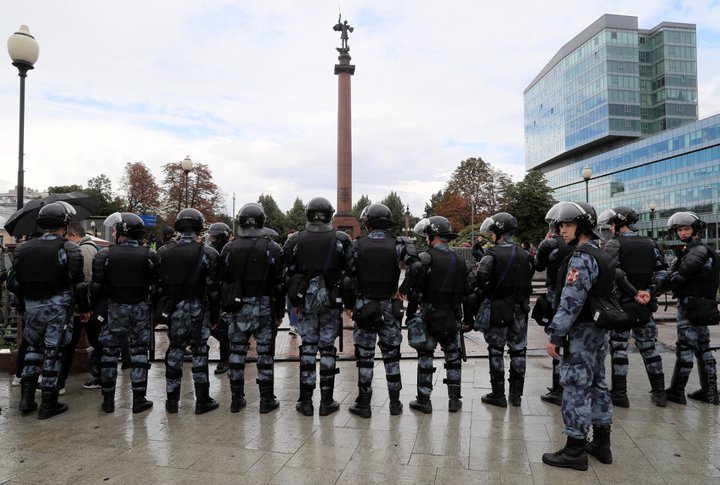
[7,25,39,211]
[181,155,194,208]
[582,165,592,203]
[649,202,656,239]
[404,205,411,237]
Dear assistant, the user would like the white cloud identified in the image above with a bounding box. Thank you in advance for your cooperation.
[1,0,719,218]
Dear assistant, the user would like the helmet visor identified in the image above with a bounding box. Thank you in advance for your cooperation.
[412,218,430,237]
[103,212,123,227]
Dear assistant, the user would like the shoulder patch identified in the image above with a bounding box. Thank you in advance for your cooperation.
[566,267,580,285]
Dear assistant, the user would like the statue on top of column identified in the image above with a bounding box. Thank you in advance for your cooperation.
[333,15,354,52]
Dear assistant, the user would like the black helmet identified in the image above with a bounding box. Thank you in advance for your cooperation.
[667,211,706,240]
[207,222,231,237]
[37,201,75,229]
[552,201,601,243]
[544,202,570,235]
[598,206,639,233]
[479,212,517,236]
[306,197,334,223]
[413,216,457,240]
[361,203,394,229]
[236,203,266,237]
[174,208,205,233]
[103,212,145,240]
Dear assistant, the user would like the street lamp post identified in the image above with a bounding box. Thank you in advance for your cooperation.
[7,25,39,211]
[404,205,411,237]
[649,202,656,239]
[582,165,592,203]
[181,155,194,208]
[90,220,96,238]
[470,196,475,244]
[232,191,236,234]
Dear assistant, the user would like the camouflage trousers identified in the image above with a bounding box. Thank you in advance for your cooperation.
[228,296,275,392]
[352,298,403,394]
[98,301,151,394]
[675,299,716,381]
[165,299,211,394]
[559,321,613,439]
[609,319,663,378]
[415,330,462,397]
[21,292,73,391]
[297,303,340,392]
[483,303,528,385]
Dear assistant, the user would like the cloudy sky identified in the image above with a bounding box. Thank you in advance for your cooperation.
[1,1,719,218]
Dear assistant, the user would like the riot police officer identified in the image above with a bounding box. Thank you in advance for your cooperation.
[12,202,86,419]
[542,202,613,471]
[91,212,157,414]
[662,212,719,405]
[399,216,473,414]
[220,203,285,414]
[207,222,232,375]
[533,203,574,406]
[598,206,669,408]
[476,212,534,407]
[156,208,221,414]
[346,203,417,418]
[284,197,352,416]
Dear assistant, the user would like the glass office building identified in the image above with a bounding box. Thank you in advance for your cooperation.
[524,14,717,246]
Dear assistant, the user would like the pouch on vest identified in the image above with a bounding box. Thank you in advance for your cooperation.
[474,298,492,332]
[354,300,383,331]
[154,295,177,327]
[490,299,515,327]
[621,300,653,328]
[588,295,630,330]
[287,273,309,307]
[221,282,244,313]
[531,296,553,326]
[391,299,404,321]
[686,296,720,326]
[426,307,458,345]
[406,314,427,349]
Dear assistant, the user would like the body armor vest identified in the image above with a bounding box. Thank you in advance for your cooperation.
[227,237,271,296]
[356,235,400,299]
[425,248,465,309]
[105,245,151,303]
[556,243,615,322]
[616,235,655,291]
[488,244,532,300]
[677,243,720,298]
[547,236,574,290]
[296,229,341,280]
[16,238,69,299]
[158,242,206,299]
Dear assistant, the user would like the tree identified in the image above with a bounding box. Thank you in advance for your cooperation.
[86,174,124,216]
[352,194,371,220]
[121,162,160,214]
[424,190,443,218]
[285,196,306,232]
[47,184,83,194]
[160,161,224,222]
[445,157,514,216]
[505,170,556,245]
[258,194,286,236]
[434,192,471,233]
[380,191,407,229]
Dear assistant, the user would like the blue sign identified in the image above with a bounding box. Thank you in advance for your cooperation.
[139,214,157,228]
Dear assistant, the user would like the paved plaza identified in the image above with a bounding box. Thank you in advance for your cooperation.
[1,349,720,484]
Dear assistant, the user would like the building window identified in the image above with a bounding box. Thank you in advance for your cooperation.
[611,31,617,40]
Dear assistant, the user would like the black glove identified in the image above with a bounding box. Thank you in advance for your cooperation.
[670,272,687,288]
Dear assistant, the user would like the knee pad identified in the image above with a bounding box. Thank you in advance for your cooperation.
[488,344,504,357]
[508,348,527,359]
[319,345,337,357]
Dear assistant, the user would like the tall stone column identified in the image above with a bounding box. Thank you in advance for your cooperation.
[333,49,360,236]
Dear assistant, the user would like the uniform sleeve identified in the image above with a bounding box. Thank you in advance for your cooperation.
[64,241,85,285]
[399,237,419,266]
[547,253,598,345]
[399,251,430,295]
[677,244,710,278]
[283,236,298,275]
[477,253,494,293]
[534,238,555,272]
[205,246,221,291]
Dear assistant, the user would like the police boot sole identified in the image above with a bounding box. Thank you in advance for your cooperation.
[19,402,38,414]
[348,405,371,418]
[448,399,462,413]
[259,399,280,414]
[296,402,314,416]
[318,401,339,416]
[38,404,68,420]
[586,446,613,464]
[687,389,720,404]
[409,401,432,414]
[481,394,507,408]
[540,392,562,406]
[541,453,588,471]
[610,395,629,408]
[651,393,667,407]
[230,398,247,413]
[389,402,403,416]
[132,400,153,414]
[665,390,687,405]
[195,401,220,415]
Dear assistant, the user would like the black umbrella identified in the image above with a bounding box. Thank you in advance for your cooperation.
[4,192,101,237]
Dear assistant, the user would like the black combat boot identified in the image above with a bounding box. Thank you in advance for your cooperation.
[19,375,38,413]
[541,370,563,406]
[666,360,689,405]
[448,385,462,412]
[649,373,667,407]
[37,390,68,420]
[586,425,612,464]
[409,393,433,414]
[481,380,507,408]
[296,386,314,416]
[132,391,153,414]
[259,383,280,414]
[542,436,589,471]
[388,390,403,415]
[349,389,372,418]
[508,370,524,407]
[610,374,630,408]
[230,382,246,413]
[318,388,339,416]
[101,390,115,413]
[688,359,720,405]
[166,390,180,413]
[194,383,220,415]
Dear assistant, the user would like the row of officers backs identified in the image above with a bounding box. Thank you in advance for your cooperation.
[7,197,719,472]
